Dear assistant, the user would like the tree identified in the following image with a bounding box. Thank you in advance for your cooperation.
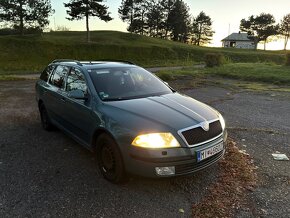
[118,0,147,35]
[160,0,175,38]
[279,14,290,50]
[240,13,279,50]
[0,0,54,35]
[146,0,165,37]
[191,11,214,46]
[64,0,112,43]
[167,0,191,42]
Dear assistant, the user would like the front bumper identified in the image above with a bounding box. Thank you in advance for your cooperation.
[123,134,226,178]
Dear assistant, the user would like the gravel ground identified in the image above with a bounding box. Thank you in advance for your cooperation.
[184,82,290,217]
[1,78,289,217]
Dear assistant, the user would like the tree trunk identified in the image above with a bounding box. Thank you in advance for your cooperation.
[264,39,267,50]
[86,14,90,43]
[197,24,202,46]
[284,35,289,50]
[19,0,24,36]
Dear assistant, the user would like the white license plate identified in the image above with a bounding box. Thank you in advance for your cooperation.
[197,142,224,162]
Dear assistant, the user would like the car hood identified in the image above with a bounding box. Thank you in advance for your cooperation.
[101,93,219,132]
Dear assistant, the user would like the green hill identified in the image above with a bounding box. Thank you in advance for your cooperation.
[0,30,286,74]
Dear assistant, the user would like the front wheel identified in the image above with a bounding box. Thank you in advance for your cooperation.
[96,134,127,183]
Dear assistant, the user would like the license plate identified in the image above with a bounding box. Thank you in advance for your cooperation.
[197,142,223,162]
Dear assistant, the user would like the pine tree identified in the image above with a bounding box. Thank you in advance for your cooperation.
[191,11,214,46]
[167,0,191,42]
[146,0,165,37]
[0,0,54,35]
[64,0,112,43]
[118,0,147,35]
[160,0,175,38]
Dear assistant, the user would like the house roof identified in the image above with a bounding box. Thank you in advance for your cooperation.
[222,33,254,42]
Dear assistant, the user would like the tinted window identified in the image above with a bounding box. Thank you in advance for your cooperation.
[89,67,172,101]
[49,65,70,89]
[40,65,55,82]
[66,68,87,93]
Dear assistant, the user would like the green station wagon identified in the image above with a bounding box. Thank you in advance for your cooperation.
[35,60,227,183]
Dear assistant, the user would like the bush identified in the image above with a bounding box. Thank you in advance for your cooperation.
[0,27,42,35]
[205,53,225,67]
[286,53,290,66]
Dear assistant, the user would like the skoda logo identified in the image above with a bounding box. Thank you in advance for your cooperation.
[201,121,209,131]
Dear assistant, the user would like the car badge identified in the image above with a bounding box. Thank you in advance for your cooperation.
[201,121,209,131]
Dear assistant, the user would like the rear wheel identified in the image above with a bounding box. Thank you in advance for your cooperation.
[96,134,127,183]
[39,104,53,131]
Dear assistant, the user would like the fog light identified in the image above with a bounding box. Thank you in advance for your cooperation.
[155,166,175,176]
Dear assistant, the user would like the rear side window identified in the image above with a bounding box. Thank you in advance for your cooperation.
[66,68,87,93]
[49,65,70,89]
[40,65,55,82]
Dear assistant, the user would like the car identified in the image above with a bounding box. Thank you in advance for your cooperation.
[35,59,227,183]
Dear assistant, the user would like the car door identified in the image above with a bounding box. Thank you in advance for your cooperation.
[62,67,97,145]
[45,65,70,126]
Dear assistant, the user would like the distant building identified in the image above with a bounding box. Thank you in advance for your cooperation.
[222,32,255,49]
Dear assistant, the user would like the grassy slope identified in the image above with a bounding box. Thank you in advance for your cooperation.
[157,63,290,85]
[0,30,287,74]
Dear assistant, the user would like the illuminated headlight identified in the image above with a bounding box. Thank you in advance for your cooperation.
[218,114,226,130]
[132,133,180,148]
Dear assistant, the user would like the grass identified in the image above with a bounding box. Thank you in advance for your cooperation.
[0,30,287,74]
[205,63,290,85]
[157,63,290,86]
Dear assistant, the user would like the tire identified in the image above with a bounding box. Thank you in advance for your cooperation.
[96,134,127,183]
[39,104,53,131]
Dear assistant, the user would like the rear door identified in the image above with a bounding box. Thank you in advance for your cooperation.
[45,65,70,125]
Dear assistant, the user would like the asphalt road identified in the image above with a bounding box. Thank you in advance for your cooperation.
[1,79,289,217]
[0,80,218,218]
[184,82,290,217]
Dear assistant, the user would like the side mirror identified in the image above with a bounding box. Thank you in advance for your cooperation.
[68,89,87,100]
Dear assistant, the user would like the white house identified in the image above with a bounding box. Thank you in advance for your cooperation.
[222,32,255,49]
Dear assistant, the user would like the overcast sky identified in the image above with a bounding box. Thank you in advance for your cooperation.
[49,0,290,50]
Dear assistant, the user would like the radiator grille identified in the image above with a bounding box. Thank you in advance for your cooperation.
[181,120,222,146]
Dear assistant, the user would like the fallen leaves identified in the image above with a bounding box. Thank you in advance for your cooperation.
[192,138,257,218]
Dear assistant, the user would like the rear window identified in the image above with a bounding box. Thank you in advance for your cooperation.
[40,65,56,82]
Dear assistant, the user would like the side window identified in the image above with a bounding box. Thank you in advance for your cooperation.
[49,65,70,89]
[40,65,55,82]
[66,68,87,93]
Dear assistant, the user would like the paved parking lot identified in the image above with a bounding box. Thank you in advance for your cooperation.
[0,79,289,217]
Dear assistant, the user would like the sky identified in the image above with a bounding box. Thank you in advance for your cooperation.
[49,0,290,50]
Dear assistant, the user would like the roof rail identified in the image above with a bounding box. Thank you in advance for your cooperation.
[97,59,135,65]
[51,59,82,66]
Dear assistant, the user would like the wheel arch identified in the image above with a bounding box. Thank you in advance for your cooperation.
[91,128,117,151]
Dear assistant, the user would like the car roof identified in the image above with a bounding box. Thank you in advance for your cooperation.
[50,59,137,70]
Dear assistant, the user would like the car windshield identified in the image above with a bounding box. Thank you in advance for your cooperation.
[88,67,173,101]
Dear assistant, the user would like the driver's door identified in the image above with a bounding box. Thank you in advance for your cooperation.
[62,67,97,144]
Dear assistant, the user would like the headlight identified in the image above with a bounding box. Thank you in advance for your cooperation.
[218,114,226,130]
[132,133,180,148]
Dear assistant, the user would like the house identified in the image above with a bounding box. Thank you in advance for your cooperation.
[222,32,255,49]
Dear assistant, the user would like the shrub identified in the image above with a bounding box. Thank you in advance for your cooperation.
[205,53,225,67]
[286,53,290,66]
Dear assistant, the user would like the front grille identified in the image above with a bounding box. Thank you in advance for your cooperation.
[175,150,224,175]
[181,120,222,146]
